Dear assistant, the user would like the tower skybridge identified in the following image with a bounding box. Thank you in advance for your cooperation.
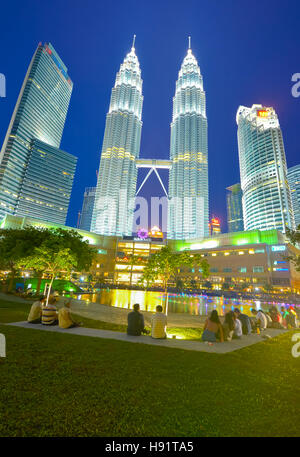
[135,158,172,197]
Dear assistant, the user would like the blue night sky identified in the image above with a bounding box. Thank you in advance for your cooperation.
[0,0,299,231]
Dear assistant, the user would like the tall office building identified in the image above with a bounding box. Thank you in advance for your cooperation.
[288,164,300,228]
[16,139,77,224]
[91,38,143,236]
[236,104,294,233]
[0,42,73,222]
[168,40,208,240]
[209,217,221,236]
[79,186,96,231]
[226,183,244,232]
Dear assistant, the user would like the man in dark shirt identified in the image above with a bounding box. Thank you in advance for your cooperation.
[127,303,149,336]
[234,308,252,335]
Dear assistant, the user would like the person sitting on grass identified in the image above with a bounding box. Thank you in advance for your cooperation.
[269,306,283,328]
[151,305,167,339]
[127,303,149,336]
[251,308,267,331]
[286,306,298,328]
[234,308,252,335]
[58,299,81,329]
[280,306,289,328]
[222,311,235,341]
[27,295,46,324]
[232,312,243,339]
[202,310,224,343]
[41,296,59,326]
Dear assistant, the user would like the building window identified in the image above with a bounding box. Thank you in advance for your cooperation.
[238,267,247,273]
[223,268,232,272]
[253,266,264,273]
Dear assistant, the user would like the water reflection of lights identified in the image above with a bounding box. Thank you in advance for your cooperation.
[75,290,299,317]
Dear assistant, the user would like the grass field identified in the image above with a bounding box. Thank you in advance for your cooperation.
[0,298,299,437]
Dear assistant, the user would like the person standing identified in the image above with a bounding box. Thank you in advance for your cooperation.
[151,305,167,339]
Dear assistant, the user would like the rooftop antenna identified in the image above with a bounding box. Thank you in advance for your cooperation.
[132,34,136,49]
[188,36,191,50]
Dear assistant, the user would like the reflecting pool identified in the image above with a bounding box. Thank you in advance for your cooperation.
[77,289,296,316]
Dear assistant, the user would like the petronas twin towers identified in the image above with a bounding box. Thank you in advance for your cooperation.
[91,37,209,240]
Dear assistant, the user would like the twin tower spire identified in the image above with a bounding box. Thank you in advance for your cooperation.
[91,37,208,241]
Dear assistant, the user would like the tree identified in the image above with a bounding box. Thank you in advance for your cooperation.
[175,277,184,291]
[285,226,300,271]
[140,246,210,314]
[127,254,141,286]
[198,258,210,281]
[17,228,96,304]
[263,283,274,293]
[0,227,49,292]
[190,279,197,289]
[222,281,232,291]
[203,280,212,290]
[138,266,155,291]
[236,281,250,292]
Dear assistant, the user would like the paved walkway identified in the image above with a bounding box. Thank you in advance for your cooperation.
[6,321,288,353]
[0,292,33,304]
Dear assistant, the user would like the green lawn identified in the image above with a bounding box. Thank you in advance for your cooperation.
[0,298,299,437]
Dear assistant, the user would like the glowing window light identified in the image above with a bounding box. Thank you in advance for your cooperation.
[236,239,249,245]
[238,251,244,255]
[189,240,219,250]
[257,109,269,118]
[272,245,286,252]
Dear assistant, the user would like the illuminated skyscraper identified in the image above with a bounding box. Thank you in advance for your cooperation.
[79,187,96,231]
[288,164,300,228]
[226,183,244,232]
[91,37,143,236]
[209,217,221,237]
[0,42,73,223]
[168,39,208,240]
[16,139,77,224]
[237,104,295,233]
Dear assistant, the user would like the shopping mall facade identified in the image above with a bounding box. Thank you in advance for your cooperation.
[1,214,300,293]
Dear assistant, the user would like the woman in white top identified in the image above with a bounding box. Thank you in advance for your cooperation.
[251,308,267,330]
[233,314,243,339]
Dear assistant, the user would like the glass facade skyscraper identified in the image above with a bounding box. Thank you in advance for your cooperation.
[79,186,96,231]
[91,40,143,236]
[0,42,73,222]
[288,164,300,228]
[16,139,77,224]
[168,43,208,240]
[226,183,244,232]
[237,104,294,233]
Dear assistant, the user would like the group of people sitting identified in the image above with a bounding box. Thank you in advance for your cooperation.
[202,305,299,343]
[27,295,81,329]
[127,303,167,339]
[28,296,299,343]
